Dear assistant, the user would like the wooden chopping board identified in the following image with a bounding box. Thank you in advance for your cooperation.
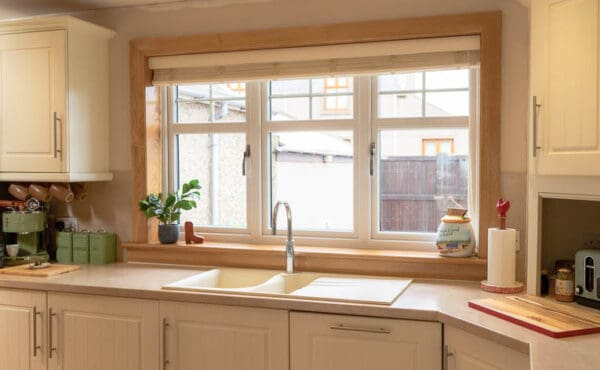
[469,295,600,338]
[0,263,80,277]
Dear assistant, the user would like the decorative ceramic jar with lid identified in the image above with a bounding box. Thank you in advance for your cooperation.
[436,208,475,258]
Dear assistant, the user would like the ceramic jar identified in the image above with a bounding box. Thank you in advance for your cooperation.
[436,208,475,258]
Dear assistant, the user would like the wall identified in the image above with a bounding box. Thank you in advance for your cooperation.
[27,0,529,279]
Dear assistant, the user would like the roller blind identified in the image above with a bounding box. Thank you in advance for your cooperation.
[149,35,480,85]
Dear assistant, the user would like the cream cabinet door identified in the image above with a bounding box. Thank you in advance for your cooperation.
[531,0,600,175]
[0,289,46,370]
[0,30,66,173]
[290,312,442,370]
[47,293,159,370]
[160,301,288,370]
[445,326,530,370]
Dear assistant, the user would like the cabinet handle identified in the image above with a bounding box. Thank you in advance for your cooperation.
[53,112,62,159]
[330,323,391,334]
[162,318,169,370]
[532,96,541,157]
[242,145,251,176]
[369,142,376,176]
[48,308,57,359]
[32,306,42,357]
[443,344,454,370]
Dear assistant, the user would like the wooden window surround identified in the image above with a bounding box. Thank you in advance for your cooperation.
[128,12,501,280]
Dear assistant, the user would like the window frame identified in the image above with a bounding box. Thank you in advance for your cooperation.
[130,13,501,261]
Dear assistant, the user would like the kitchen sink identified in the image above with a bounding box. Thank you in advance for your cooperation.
[162,267,412,305]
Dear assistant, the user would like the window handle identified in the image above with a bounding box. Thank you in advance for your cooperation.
[242,145,251,176]
[369,142,376,176]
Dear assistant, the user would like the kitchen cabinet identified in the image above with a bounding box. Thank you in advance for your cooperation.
[530,0,600,175]
[0,16,114,182]
[0,288,46,370]
[444,326,530,370]
[290,312,442,370]
[47,293,159,370]
[159,301,288,370]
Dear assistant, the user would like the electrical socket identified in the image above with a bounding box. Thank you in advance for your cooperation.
[56,217,79,232]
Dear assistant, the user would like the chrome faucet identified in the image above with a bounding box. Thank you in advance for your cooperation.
[272,201,294,274]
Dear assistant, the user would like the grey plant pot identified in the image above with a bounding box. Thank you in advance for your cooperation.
[158,224,179,244]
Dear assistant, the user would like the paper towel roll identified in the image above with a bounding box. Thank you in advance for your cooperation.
[487,228,517,286]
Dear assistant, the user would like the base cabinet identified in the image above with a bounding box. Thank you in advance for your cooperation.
[47,293,159,370]
[0,289,46,370]
[290,312,442,370]
[445,326,530,370]
[159,301,288,370]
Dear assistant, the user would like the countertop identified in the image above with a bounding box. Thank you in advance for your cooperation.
[0,263,598,370]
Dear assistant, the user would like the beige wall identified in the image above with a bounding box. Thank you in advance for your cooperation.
[36,0,529,279]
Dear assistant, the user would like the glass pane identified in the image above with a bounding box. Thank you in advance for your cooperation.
[312,96,353,120]
[177,133,247,228]
[379,129,469,233]
[378,93,423,118]
[212,83,246,98]
[270,131,353,231]
[269,97,310,121]
[178,85,210,99]
[425,91,469,116]
[312,77,354,94]
[212,100,246,122]
[270,79,310,95]
[378,73,423,92]
[425,69,469,90]
[176,100,212,123]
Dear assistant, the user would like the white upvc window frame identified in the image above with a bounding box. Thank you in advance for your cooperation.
[163,68,478,251]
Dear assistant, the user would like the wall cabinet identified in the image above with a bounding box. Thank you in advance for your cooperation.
[0,16,114,182]
[290,312,442,370]
[445,326,530,370]
[530,0,600,175]
[160,301,288,370]
[47,293,159,370]
[0,288,46,370]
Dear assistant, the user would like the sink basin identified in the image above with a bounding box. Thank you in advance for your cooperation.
[163,267,412,305]
[162,268,281,292]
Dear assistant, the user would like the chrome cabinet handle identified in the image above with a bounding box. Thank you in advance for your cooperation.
[532,96,541,157]
[369,142,376,176]
[32,306,42,357]
[330,324,391,334]
[53,112,62,159]
[242,145,251,176]
[443,344,454,370]
[162,318,169,370]
[48,308,57,359]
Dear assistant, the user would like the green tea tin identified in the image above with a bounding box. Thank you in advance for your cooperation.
[56,231,73,264]
[72,231,90,264]
[90,231,116,265]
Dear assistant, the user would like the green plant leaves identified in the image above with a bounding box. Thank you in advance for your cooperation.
[138,179,201,224]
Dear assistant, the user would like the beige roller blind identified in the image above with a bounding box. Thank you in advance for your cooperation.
[149,35,480,85]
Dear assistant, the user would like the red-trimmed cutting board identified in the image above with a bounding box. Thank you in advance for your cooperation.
[0,263,80,277]
[468,295,600,338]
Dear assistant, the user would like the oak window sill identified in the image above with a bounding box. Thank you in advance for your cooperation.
[121,241,486,281]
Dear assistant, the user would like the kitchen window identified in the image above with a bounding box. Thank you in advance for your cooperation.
[165,67,478,248]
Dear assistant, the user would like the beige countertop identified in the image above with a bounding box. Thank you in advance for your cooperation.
[0,263,597,370]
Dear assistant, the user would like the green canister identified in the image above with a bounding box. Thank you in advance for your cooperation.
[73,231,90,264]
[56,231,73,264]
[90,231,116,264]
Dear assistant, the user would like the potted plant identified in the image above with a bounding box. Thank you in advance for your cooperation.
[138,179,201,244]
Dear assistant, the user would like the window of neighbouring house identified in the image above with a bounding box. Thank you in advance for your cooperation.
[165,67,477,246]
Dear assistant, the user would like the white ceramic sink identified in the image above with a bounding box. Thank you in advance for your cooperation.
[163,268,412,305]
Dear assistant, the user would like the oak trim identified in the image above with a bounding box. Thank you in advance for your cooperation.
[130,12,501,260]
[122,242,487,281]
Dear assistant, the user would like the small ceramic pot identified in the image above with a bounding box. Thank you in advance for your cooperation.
[158,224,179,244]
[436,208,475,258]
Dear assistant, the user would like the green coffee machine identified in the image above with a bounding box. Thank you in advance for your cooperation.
[2,209,50,266]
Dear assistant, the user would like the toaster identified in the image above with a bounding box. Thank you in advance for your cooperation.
[575,249,600,309]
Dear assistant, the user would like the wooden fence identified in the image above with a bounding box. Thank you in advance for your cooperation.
[380,155,469,233]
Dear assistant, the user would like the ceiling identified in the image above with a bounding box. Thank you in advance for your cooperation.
[0,0,257,19]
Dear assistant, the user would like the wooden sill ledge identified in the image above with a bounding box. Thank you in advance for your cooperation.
[122,242,486,281]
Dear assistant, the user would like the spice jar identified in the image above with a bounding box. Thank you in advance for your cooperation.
[555,268,575,302]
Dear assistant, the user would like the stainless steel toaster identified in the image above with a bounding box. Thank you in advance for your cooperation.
[575,249,600,309]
